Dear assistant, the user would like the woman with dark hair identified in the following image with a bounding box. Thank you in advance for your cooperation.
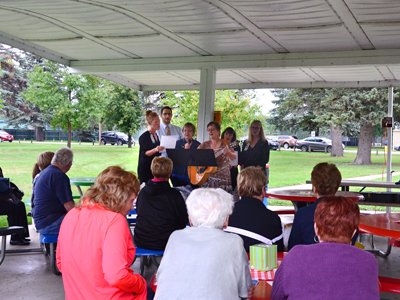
[171,122,201,187]
[0,167,30,245]
[221,127,240,190]
[198,122,237,193]
[138,110,165,184]
[57,166,150,300]
[271,196,379,300]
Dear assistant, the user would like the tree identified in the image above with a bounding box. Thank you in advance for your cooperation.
[159,90,264,138]
[0,44,47,139]
[24,60,108,148]
[269,87,400,163]
[102,83,144,148]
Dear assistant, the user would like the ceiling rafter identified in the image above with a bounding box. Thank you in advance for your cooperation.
[324,0,374,49]
[75,0,211,56]
[0,5,142,59]
[203,0,288,53]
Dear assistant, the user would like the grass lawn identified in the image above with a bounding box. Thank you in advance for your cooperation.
[0,142,399,226]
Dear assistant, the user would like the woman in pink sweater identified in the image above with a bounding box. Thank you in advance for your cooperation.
[57,166,148,300]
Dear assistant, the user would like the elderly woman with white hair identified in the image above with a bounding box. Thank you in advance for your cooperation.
[154,188,254,300]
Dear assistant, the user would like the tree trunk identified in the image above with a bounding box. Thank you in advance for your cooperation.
[98,121,102,146]
[128,133,132,148]
[35,127,44,141]
[67,121,72,148]
[352,122,373,165]
[315,128,319,137]
[330,125,343,157]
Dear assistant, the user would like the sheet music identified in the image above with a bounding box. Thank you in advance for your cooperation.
[160,135,179,152]
[230,151,238,166]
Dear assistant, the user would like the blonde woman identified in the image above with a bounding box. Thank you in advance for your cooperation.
[32,151,55,180]
[138,110,165,183]
[57,166,149,300]
[239,120,269,174]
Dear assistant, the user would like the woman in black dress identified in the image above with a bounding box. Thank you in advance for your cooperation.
[239,120,269,176]
[137,110,165,183]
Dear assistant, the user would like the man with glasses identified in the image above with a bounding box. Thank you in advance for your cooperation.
[32,147,75,235]
[157,106,184,158]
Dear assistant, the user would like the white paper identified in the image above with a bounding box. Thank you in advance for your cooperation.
[160,135,179,152]
[230,151,238,166]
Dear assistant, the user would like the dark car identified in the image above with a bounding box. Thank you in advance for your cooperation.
[271,135,298,149]
[101,131,135,146]
[295,136,345,153]
[0,130,13,142]
[267,138,280,150]
[394,144,400,151]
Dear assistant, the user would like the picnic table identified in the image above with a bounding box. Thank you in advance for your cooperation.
[359,213,400,257]
[251,252,286,299]
[306,179,400,207]
[70,177,96,196]
[265,189,363,211]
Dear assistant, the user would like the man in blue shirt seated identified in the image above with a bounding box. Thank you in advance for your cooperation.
[32,147,75,235]
[288,162,359,250]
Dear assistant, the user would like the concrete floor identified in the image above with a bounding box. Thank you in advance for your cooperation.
[1,224,400,299]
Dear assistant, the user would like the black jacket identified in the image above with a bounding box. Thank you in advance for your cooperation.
[228,196,284,252]
[134,180,188,251]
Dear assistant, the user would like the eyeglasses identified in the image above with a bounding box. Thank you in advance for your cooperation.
[183,130,193,133]
[208,128,216,132]
[251,127,261,130]
[162,113,172,116]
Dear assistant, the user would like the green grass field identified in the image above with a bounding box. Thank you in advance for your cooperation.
[0,142,399,226]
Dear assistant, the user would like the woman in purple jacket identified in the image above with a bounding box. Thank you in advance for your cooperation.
[271,196,380,300]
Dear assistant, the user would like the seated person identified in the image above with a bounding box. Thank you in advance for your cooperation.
[32,147,75,235]
[134,157,188,251]
[228,166,284,252]
[154,188,254,300]
[271,196,379,300]
[57,166,150,300]
[0,167,30,245]
[288,162,358,250]
[171,122,201,188]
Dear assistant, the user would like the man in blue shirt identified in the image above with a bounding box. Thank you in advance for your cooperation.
[288,162,342,250]
[32,147,75,235]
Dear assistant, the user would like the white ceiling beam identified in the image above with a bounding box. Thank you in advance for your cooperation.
[141,80,400,91]
[0,31,70,65]
[0,5,139,59]
[70,49,400,73]
[78,0,210,56]
[93,74,141,90]
[204,0,287,53]
[325,0,374,50]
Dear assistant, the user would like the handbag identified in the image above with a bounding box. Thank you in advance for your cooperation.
[0,177,10,194]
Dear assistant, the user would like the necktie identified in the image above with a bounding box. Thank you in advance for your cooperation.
[166,125,171,136]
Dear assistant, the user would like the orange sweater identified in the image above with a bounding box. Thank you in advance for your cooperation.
[56,205,146,300]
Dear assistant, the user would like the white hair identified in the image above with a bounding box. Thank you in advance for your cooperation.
[51,147,73,168]
[186,188,234,229]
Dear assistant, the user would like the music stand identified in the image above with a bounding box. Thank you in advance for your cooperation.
[166,149,217,167]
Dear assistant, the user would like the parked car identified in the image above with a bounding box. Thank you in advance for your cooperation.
[0,130,13,142]
[267,138,280,150]
[296,137,345,153]
[101,131,135,146]
[271,135,298,149]
[394,144,400,151]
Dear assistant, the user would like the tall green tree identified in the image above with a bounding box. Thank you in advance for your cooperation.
[24,60,108,148]
[0,45,47,138]
[160,90,264,138]
[269,87,400,164]
[102,83,144,148]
